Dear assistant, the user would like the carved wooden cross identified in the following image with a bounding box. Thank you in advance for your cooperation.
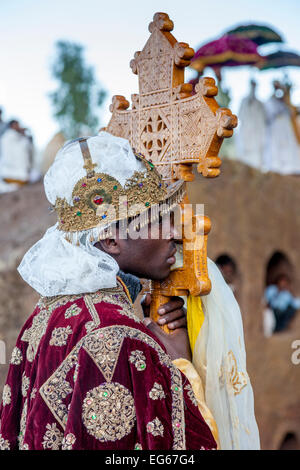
[106,12,237,331]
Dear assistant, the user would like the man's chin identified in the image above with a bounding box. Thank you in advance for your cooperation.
[125,265,171,281]
[148,266,171,282]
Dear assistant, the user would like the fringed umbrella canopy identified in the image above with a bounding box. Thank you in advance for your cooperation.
[190,34,262,73]
[226,24,283,46]
[258,50,300,70]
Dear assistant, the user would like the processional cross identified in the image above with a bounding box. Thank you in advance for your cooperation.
[106,12,237,331]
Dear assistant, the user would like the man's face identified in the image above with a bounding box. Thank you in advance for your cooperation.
[96,212,180,281]
[219,263,235,284]
[277,276,291,291]
[10,121,20,132]
[116,215,178,280]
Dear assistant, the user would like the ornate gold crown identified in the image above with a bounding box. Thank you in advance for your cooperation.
[54,138,185,238]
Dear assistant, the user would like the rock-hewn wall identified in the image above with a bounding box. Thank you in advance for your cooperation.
[187,159,300,449]
[0,160,300,449]
[0,182,56,393]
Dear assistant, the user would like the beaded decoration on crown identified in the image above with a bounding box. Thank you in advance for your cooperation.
[54,138,185,238]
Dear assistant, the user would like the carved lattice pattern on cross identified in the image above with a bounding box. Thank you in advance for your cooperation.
[106,12,237,184]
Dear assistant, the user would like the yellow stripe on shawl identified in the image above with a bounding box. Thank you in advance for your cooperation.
[173,358,220,448]
[187,295,205,354]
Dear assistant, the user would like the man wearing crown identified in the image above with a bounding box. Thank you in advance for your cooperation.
[0,132,222,450]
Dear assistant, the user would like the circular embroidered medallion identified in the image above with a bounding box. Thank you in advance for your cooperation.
[82,382,136,442]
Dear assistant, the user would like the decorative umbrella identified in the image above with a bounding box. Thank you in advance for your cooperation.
[226,24,283,46]
[190,34,262,73]
[258,50,300,70]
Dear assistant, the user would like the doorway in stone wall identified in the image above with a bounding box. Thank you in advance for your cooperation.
[279,432,299,450]
[266,251,294,287]
[263,251,297,336]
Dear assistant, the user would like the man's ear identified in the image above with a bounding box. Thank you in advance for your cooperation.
[95,238,121,256]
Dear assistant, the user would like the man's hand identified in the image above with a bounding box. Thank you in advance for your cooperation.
[141,294,190,361]
[141,294,187,330]
[143,319,191,361]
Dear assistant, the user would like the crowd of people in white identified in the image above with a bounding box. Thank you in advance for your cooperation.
[235,79,300,174]
[1,77,300,195]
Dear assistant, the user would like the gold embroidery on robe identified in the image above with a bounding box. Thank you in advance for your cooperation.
[90,289,140,323]
[10,347,23,365]
[40,354,75,429]
[0,431,10,450]
[62,433,76,450]
[21,305,52,362]
[42,423,64,450]
[18,399,28,449]
[0,421,10,450]
[49,326,73,347]
[129,350,147,371]
[40,325,186,449]
[84,294,101,332]
[147,417,164,437]
[21,373,30,398]
[64,304,82,319]
[2,384,11,406]
[84,328,124,382]
[184,384,198,406]
[41,294,82,312]
[149,382,166,400]
[21,295,82,362]
[82,383,136,442]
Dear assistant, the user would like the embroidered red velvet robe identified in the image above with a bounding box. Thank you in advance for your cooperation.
[0,281,216,450]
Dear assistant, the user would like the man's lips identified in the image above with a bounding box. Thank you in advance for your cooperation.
[166,247,177,265]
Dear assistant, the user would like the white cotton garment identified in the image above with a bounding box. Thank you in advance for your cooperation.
[0,129,31,181]
[193,258,261,450]
[236,94,266,169]
[263,97,300,174]
[18,224,120,297]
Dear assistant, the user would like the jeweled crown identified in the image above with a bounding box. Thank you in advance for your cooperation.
[54,138,184,237]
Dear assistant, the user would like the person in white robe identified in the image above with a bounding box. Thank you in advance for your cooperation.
[0,108,8,139]
[235,80,267,169]
[0,108,8,162]
[0,120,31,185]
[263,81,300,175]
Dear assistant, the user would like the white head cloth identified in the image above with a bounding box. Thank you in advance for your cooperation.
[18,131,148,297]
[193,258,260,450]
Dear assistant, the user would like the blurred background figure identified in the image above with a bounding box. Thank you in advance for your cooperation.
[236,79,266,168]
[0,120,32,191]
[262,304,276,338]
[264,273,300,333]
[0,108,8,138]
[263,80,300,174]
[216,254,237,293]
[0,108,8,162]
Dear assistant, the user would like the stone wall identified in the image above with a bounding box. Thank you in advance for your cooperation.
[0,159,300,449]
[187,159,300,449]
[0,182,56,394]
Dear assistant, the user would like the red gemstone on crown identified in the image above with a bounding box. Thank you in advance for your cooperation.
[94,196,104,205]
